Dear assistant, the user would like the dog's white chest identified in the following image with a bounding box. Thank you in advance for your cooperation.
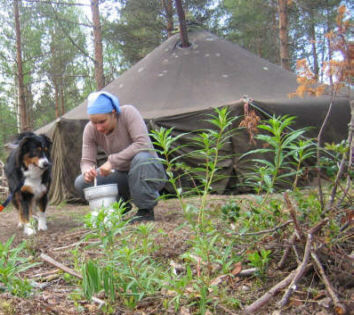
[23,166,47,198]
[23,177,47,197]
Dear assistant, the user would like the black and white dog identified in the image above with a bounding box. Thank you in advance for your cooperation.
[5,132,52,236]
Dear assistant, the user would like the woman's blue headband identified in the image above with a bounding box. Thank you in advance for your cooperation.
[87,91,121,115]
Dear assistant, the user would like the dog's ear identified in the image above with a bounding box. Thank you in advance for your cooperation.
[39,134,52,151]
[15,136,31,168]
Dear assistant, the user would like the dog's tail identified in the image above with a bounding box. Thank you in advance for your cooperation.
[0,181,23,212]
[0,194,12,212]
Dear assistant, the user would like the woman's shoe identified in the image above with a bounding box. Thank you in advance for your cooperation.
[130,208,154,223]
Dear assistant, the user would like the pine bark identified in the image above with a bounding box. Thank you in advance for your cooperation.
[14,0,29,131]
[309,9,319,77]
[90,0,105,90]
[162,0,174,37]
[175,0,190,48]
[278,0,290,70]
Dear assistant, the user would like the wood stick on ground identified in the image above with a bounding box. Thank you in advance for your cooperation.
[233,220,292,236]
[278,232,297,269]
[308,218,329,235]
[31,268,60,278]
[278,218,329,308]
[311,251,347,315]
[278,232,313,308]
[61,229,90,240]
[284,192,304,240]
[243,264,312,314]
[40,254,105,307]
[217,303,239,315]
[40,253,82,279]
[52,240,100,251]
[292,243,302,265]
[238,268,258,277]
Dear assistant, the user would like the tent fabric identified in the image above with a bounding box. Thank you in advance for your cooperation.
[34,30,350,204]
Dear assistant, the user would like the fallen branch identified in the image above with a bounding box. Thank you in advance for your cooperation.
[311,251,347,315]
[246,218,329,313]
[278,232,313,308]
[92,296,105,308]
[284,192,304,240]
[40,253,82,279]
[278,218,329,308]
[238,268,258,277]
[61,229,90,240]
[52,240,100,251]
[308,218,329,235]
[216,303,239,315]
[278,232,297,269]
[40,254,106,308]
[31,268,60,278]
[233,220,292,236]
[243,264,312,314]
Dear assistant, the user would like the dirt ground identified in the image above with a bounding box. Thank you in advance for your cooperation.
[0,196,353,315]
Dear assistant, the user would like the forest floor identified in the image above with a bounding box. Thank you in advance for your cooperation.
[0,194,352,315]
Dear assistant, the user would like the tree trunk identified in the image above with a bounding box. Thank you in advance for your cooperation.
[54,79,60,118]
[14,0,29,131]
[350,100,354,169]
[309,9,319,77]
[174,0,190,48]
[278,0,290,70]
[162,0,174,37]
[90,0,105,90]
[60,83,65,116]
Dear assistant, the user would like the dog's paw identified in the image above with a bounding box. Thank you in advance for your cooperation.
[38,220,48,231]
[17,222,24,228]
[38,213,47,231]
[24,224,36,236]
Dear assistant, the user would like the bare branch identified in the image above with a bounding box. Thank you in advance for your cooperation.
[40,253,82,279]
[284,192,304,239]
[278,232,297,269]
[244,264,312,314]
[232,220,292,237]
[311,251,347,315]
[278,233,313,308]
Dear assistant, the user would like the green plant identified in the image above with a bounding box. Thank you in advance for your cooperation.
[0,235,38,297]
[247,249,272,280]
[151,107,238,230]
[149,127,190,211]
[221,201,241,222]
[84,199,130,252]
[320,140,350,178]
[289,138,316,189]
[293,189,322,224]
[242,115,311,200]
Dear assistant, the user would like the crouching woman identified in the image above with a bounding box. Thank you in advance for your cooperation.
[74,91,166,222]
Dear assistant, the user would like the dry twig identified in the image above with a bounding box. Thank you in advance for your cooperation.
[243,264,312,314]
[52,240,100,251]
[284,192,304,239]
[246,218,329,313]
[278,232,313,307]
[311,251,347,315]
[278,232,297,269]
[232,220,292,237]
[40,253,82,279]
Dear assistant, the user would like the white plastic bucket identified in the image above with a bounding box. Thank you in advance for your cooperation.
[84,184,118,210]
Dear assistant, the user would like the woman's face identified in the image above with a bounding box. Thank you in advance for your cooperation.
[89,112,117,135]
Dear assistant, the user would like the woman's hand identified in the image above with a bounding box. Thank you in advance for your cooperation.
[99,160,113,176]
[84,167,97,182]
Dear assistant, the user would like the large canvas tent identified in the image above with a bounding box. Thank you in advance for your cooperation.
[35,31,350,204]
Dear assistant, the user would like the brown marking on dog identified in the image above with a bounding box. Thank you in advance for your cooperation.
[21,185,34,194]
[23,153,40,168]
[13,191,21,209]
[13,191,31,225]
